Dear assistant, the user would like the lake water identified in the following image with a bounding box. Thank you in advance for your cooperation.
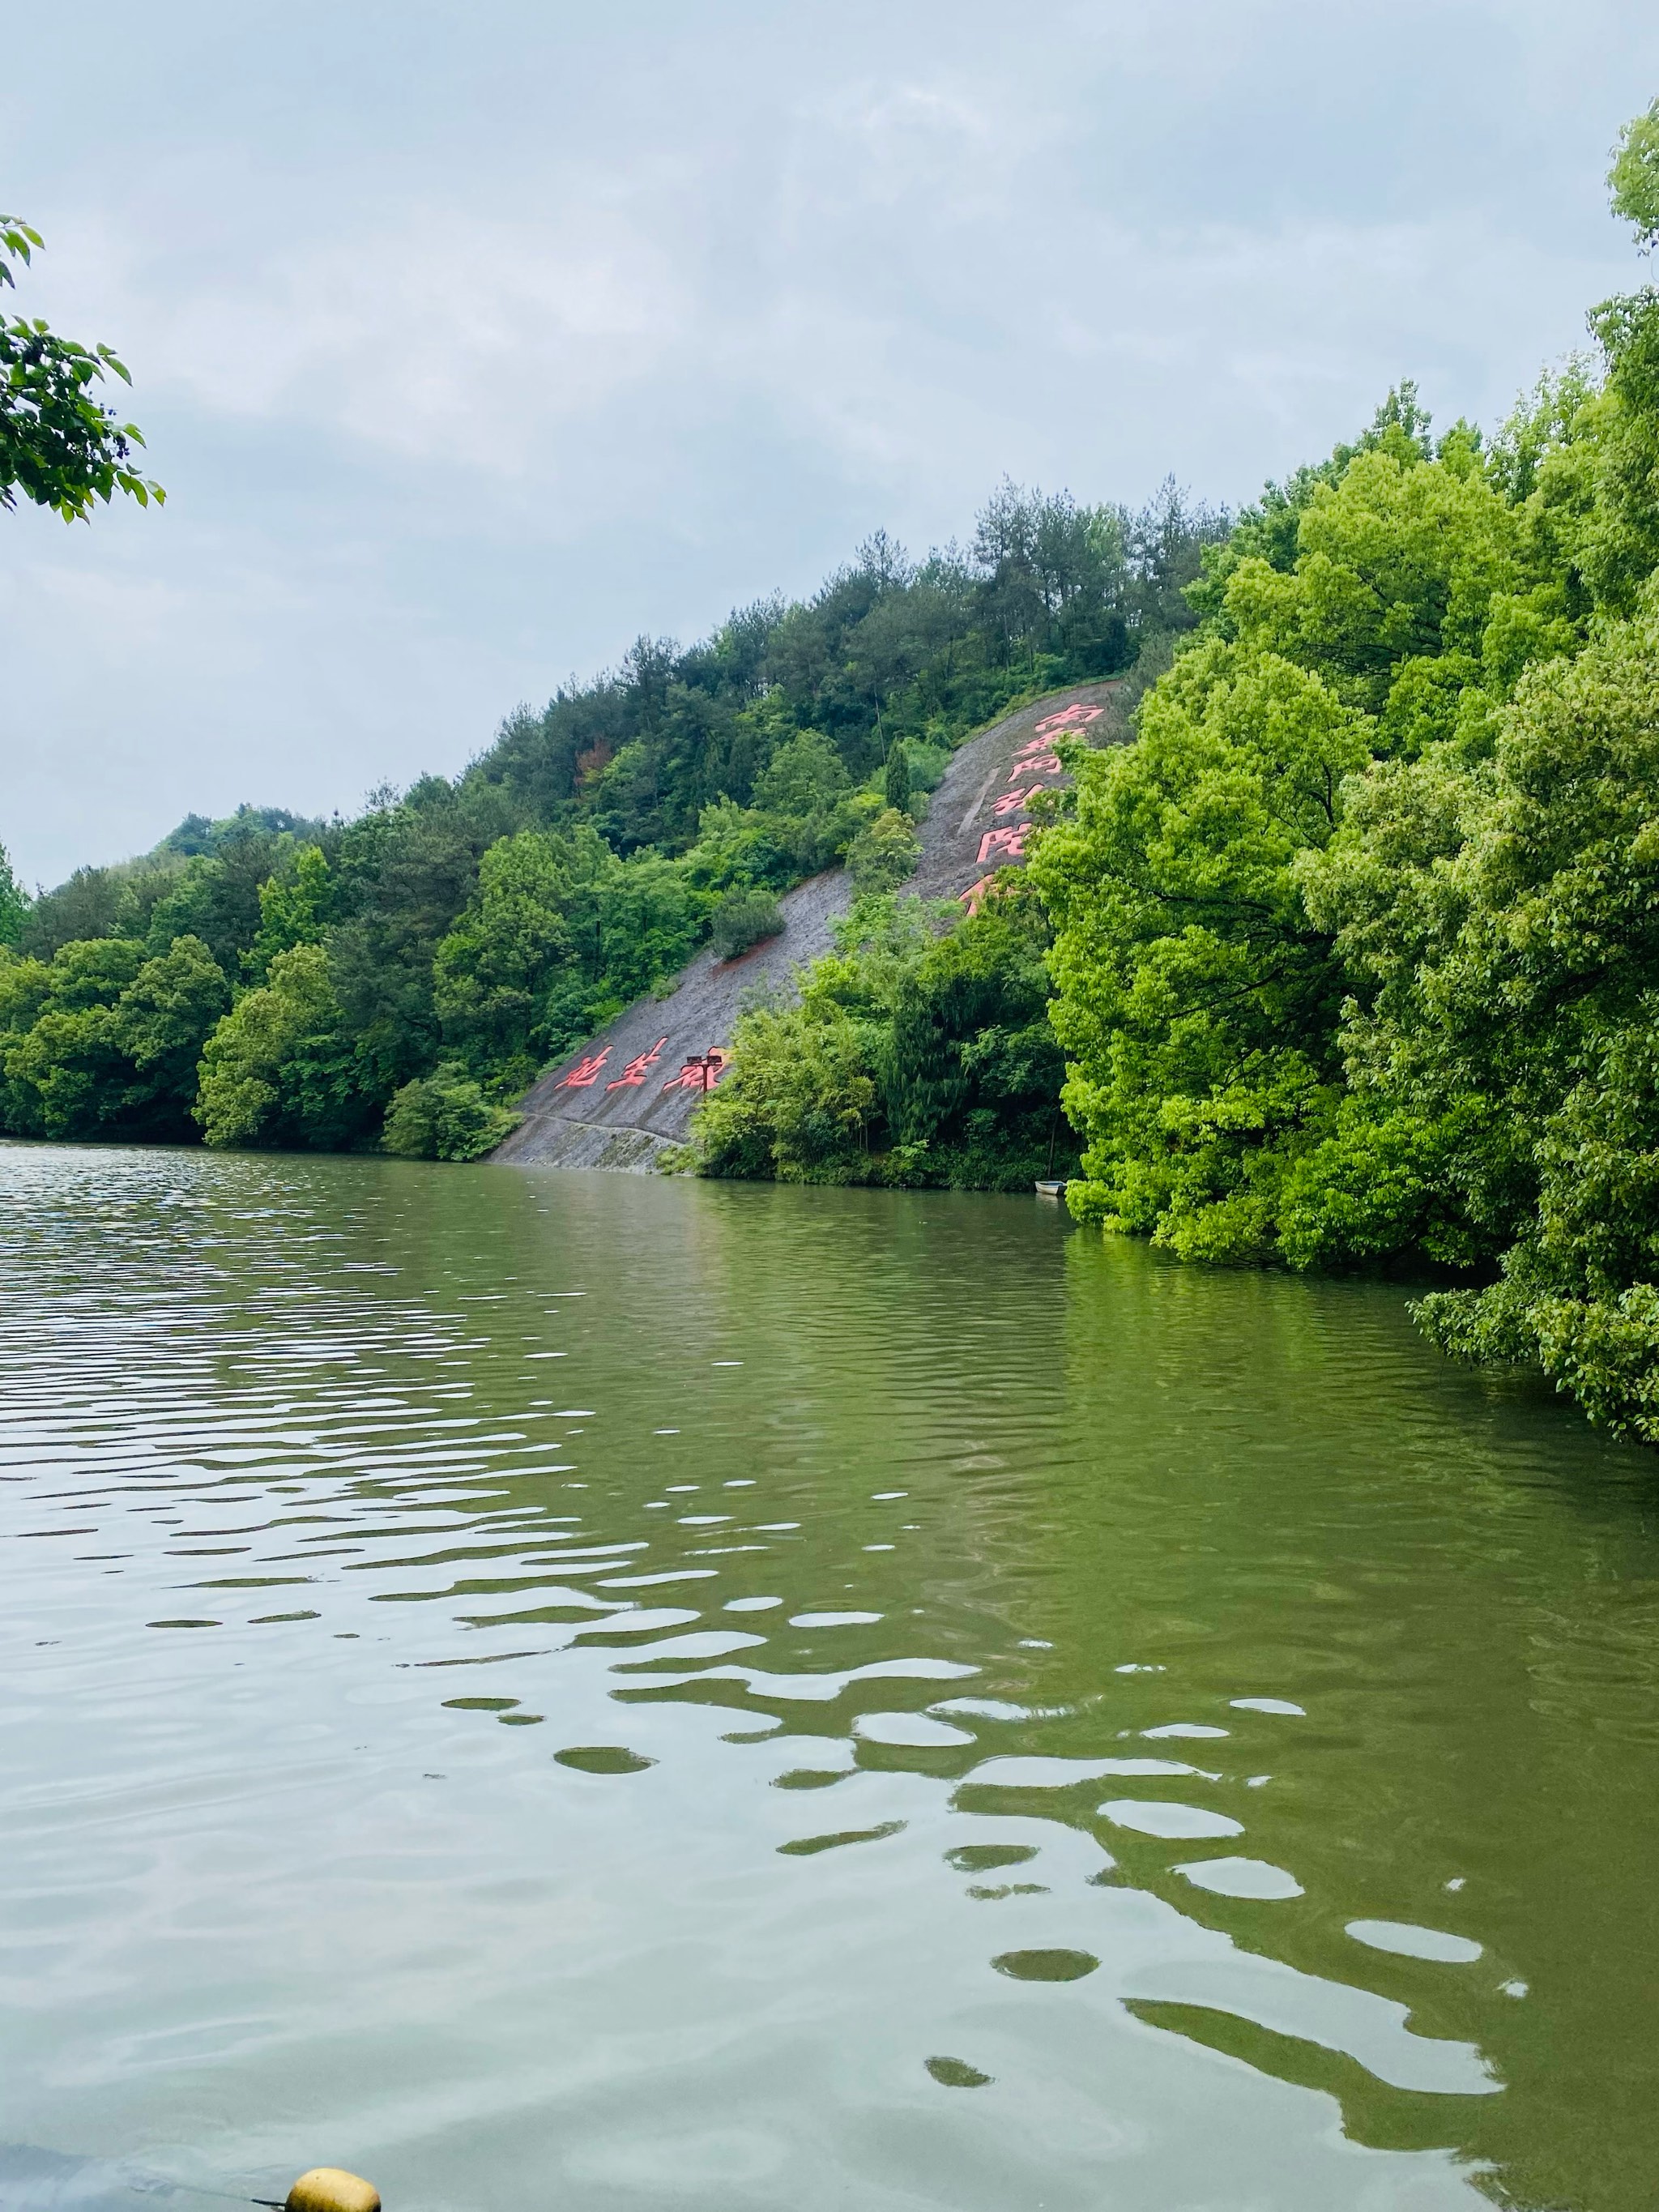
[2,1145,1657,2212]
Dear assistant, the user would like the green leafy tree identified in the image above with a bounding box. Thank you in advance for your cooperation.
[847,806,921,894]
[1,216,164,521]
[142,827,282,976]
[693,998,879,1183]
[583,848,706,1006]
[1610,100,1659,250]
[433,829,578,1081]
[328,783,505,1096]
[1032,638,1375,1258]
[747,730,860,876]
[113,935,233,1121]
[247,844,337,981]
[157,805,323,858]
[1298,600,1659,1438]
[1562,292,1659,620]
[709,886,783,961]
[0,935,226,1140]
[681,796,791,891]
[0,950,54,1129]
[879,886,1068,1186]
[434,826,705,1087]
[1033,392,1581,1263]
[0,939,139,1136]
[195,944,367,1151]
[19,864,125,957]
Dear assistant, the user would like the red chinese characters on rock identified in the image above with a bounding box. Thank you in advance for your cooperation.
[606,1037,668,1089]
[958,873,998,915]
[1009,753,1060,779]
[976,824,1030,865]
[994,785,1044,817]
[1033,701,1104,736]
[554,1048,611,1089]
[661,1048,728,1096]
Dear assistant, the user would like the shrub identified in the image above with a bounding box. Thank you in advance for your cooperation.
[693,1001,878,1182]
[710,887,785,962]
[382,1062,520,1161]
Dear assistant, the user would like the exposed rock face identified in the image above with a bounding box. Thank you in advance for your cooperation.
[491,681,1125,1171]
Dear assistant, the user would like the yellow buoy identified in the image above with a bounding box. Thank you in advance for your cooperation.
[284,2170,381,2212]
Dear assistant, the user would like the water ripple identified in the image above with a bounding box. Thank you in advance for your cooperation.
[2,1145,1657,2211]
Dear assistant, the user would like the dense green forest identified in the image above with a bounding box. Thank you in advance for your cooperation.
[0,479,1219,1159]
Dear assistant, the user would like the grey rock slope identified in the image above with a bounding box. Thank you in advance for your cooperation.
[492,679,1125,1170]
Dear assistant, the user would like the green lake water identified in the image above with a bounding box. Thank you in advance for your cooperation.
[2,1144,1657,2212]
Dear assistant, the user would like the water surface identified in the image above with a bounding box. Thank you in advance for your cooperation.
[2,1145,1657,2211]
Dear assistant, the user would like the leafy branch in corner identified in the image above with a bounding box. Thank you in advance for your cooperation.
[1,214,164,522]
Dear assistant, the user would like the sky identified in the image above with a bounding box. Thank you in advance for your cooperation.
[5,0,1658,889]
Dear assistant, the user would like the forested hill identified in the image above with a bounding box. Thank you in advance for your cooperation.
[0,479,1226,1160]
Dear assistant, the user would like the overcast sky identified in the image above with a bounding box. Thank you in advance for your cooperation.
[5,0,1657,887]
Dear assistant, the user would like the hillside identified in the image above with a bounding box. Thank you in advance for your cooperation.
[495,682,1124,1168]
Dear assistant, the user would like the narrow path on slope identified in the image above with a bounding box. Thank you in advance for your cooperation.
[491,680,1127,1170]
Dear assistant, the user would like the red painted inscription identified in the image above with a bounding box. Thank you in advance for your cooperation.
[607,1037,668,1089]
[1033,702,1103,736]
[662,1048,729,1096]
[555,1048,612,1089]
